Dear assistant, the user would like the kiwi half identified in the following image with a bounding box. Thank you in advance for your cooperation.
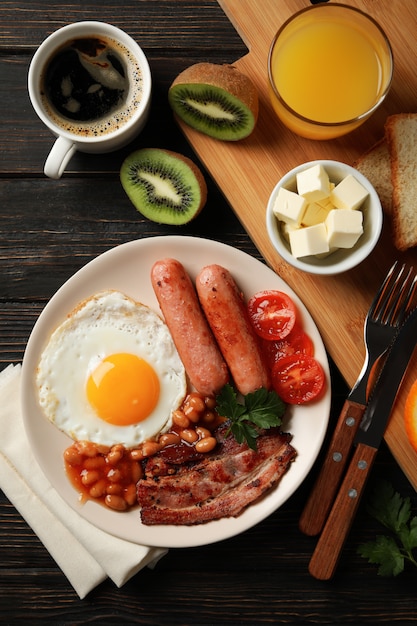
[120,148,207,225]
[168,63,259,141]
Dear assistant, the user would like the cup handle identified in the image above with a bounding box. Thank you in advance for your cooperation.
[44,136,77,179]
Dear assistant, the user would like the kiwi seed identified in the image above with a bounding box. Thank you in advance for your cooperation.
[120,148,207,225]
[168,62,259,141]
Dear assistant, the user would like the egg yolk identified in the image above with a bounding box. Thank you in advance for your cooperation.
[86,353,160,426]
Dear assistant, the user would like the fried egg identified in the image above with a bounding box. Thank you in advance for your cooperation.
[36,290,187,447]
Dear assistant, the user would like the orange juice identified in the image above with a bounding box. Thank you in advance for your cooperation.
[268,5,393,139]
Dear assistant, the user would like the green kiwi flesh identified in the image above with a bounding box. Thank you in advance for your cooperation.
[169,83,256,141]
[120,148,207,225]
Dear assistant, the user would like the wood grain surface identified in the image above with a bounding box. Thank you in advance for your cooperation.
[2,1,417,623]
[177,0,417,489]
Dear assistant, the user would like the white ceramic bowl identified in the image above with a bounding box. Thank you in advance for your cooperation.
[266,160,383,275]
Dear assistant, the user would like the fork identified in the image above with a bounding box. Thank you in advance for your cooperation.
[299,262,417,537]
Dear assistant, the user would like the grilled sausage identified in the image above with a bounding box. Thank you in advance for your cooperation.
[151,258,229,396]
[196,264,271,395]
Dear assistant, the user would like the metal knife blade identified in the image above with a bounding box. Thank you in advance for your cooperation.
[308,305,417,580]
[357,304,417,446]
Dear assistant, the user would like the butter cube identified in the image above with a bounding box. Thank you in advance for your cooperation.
[330,175,369,210]
[316,194,336,211]
[325,208,363,248]
[296,164,331,202]
[289,223,329,258]
[301,202,330,227]
[280,221,297,243]
[315,248,337,259]
[273,187,307,226]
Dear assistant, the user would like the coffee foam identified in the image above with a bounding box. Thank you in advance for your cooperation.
[40,36,145,137]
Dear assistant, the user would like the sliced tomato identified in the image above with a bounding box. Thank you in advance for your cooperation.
[261,326,315,368]
[271,354,325,405]
[248,290,297,341]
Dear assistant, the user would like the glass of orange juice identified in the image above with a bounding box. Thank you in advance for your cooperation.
[268,4,393,140]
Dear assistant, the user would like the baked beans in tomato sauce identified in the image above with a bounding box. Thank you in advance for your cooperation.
[64,392,224,511]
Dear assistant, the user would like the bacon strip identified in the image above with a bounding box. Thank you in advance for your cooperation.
[137,423,296,525]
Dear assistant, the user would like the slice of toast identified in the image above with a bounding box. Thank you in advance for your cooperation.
[385,113,417,251]
[353,138,392,216]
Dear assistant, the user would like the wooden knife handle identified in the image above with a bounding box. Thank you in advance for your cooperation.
[299,399,365,536]
[308,442,378,580]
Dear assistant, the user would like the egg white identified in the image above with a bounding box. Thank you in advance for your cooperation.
[35,290,187,447]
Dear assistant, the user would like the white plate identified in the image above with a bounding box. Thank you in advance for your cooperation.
[21,235,331,548]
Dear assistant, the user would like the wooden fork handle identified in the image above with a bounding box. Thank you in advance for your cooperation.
[308,442,378,580]
[299,399,365,536]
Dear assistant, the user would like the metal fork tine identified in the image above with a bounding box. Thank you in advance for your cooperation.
[386,271,417,325]
[370,262,415,325]
[407,276,417,313]
[374,262,405,321]
[383,265,411,324]
[367,261,399,321]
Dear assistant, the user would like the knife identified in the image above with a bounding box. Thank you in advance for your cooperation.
[308,305,417,580]
[298,382,368,536]
[299,263,415,537]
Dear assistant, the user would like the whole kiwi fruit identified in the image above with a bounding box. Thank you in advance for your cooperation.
[120,148,207,225]
[168,62,259,141]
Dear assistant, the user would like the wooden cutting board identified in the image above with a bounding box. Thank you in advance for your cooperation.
[177,0,417,489]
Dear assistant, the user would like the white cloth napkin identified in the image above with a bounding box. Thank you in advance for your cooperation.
[0,364,167,599]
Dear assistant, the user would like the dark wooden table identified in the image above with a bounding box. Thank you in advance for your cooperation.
[1,1,417,623]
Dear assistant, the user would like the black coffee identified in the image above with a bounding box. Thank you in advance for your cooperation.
[40,36,143,136]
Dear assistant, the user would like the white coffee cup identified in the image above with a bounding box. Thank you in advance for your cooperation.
[28,21,152,179]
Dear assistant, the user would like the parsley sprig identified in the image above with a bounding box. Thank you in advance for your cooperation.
[357,480,417,576]
[215,384,286,451]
